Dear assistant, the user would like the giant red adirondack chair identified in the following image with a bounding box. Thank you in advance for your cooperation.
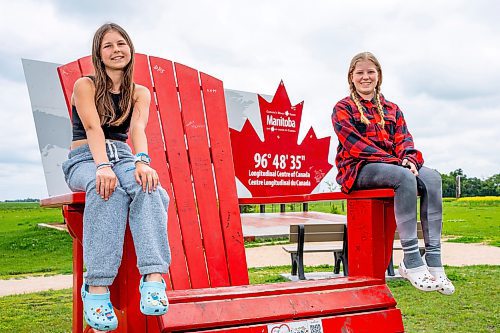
[41,54,404,333]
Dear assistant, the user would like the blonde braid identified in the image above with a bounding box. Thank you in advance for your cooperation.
[350,91,370,125]
[374,91,385,127]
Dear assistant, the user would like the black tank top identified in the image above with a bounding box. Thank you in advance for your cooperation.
[72,92,132,142]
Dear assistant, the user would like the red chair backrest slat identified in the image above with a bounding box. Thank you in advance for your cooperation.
[200,72,249,285]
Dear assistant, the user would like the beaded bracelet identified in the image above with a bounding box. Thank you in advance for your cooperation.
[96,162,113,170]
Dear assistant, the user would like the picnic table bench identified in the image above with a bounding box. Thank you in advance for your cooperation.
[283,222,425,279]
[36,54,405,332]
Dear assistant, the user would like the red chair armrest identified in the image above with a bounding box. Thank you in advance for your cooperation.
[238,189,394,205]
[40,192,86,208]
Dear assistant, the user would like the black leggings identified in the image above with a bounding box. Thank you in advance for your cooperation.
[354,164,442,261]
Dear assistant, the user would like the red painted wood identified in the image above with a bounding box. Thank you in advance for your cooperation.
[174,63,231,288]
[40,192,85,207]
[72,236,84,333]
[149,56,210,289]
[186,308,404,333]
[237,188,394,205]
[110,225,145,332]
[164,202,190,291]
[64,205,83,245]
[200,73,249,286]
[56,60,81,115]
[159,284,396,331]
[133,53,177,290]
[63,206,84,333]
[148,56,191,290]
[167,276,380,303]
[347,199,387,280]
[78,56,93,76]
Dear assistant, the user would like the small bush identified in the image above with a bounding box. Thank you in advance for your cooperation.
[457,196,500,203]
[240,205,255,213]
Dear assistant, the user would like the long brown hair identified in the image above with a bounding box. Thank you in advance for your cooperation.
[347,52,385,127]
[92,23,135,126]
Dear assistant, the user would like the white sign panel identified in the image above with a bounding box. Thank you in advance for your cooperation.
[267,318,324,333]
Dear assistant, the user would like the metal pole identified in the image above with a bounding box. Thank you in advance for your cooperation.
[455,175,461,198]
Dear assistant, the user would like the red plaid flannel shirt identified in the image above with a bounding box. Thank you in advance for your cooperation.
[332,95,424,193]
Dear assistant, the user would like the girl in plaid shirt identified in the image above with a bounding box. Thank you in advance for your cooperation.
[332,52,454,295]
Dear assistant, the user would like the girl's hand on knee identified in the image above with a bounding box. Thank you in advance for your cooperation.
[135,163,159,193]
[402,158,419,176]
[96,166,117,200]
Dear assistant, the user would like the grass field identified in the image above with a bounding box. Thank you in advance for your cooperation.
[442,198,500,246]
[0,200,498,331]
[0,199,498,278]
[0,203,70,278]
[255,198,500,246]
[0,265,498,332]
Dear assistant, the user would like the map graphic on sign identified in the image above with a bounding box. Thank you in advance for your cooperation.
[229,82,333,197]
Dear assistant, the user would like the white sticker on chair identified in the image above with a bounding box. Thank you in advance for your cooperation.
[267,318,323,333]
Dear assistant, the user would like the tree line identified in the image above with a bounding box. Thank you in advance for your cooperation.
[441,169,499,197]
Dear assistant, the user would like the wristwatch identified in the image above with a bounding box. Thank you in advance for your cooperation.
[135,152,151,165]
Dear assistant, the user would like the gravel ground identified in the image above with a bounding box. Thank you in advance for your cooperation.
[1,241,498,297]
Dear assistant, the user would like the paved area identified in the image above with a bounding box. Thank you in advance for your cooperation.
[241,211,346,239]
[245,241,500,268]
[1,212,499,297]
[0,274,73,297]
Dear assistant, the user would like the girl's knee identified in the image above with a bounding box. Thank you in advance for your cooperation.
[158,187,170,209]
[419,167,442,192]
[397,168,417,188]
[425,168,442,184]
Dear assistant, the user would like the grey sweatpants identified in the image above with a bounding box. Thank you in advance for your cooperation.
[354,163,443,267]
[62,141,171,286]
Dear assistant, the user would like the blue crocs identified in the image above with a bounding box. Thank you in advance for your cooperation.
[139,276,169,315]
[81,283,118,331]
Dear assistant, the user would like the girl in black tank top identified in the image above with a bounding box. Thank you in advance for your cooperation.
[62,23,170,330]
[72,91,131,142]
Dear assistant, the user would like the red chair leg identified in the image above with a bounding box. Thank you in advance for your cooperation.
[73,238,84,333]
[347,198,387,280]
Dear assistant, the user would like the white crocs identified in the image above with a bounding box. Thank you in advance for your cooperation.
[427,266,455,295]
[398,261,442,292]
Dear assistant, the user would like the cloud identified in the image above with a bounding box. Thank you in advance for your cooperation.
[0,164,47,201]
[0,0,499,200]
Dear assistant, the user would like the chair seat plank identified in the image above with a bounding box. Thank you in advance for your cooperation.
[166,277,379,303]
[184,309,404,333]
[160,284,396,332]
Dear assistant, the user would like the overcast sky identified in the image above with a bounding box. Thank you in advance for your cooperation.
[0,0,499,200]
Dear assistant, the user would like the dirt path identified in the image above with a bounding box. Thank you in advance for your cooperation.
[1,242,498,297]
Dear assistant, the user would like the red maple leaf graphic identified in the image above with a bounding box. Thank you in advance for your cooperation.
[229,81,333,197]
